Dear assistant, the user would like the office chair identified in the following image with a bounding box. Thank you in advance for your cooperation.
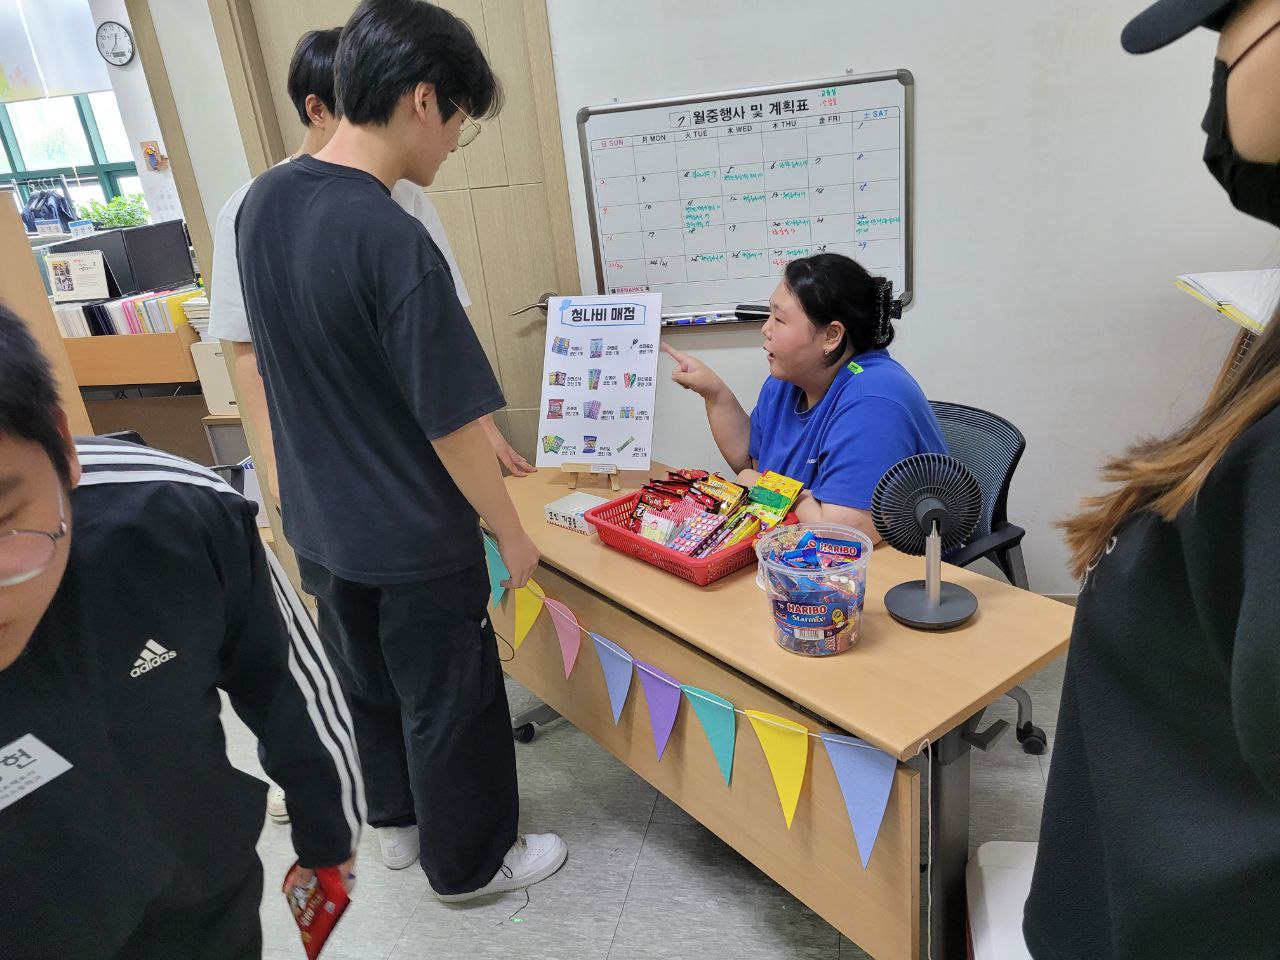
[97,430,247,494]
[97,430,147,446]
[930,400,1047,755]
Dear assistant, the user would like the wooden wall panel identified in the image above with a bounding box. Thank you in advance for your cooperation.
[420,187,499,370]
[522,0,581,296]
[483,0,544,186]
[471,183,560,409]
[502,406,539,462]
[245,0,351,157]
[438,0,509,189]
[208,0,286,175]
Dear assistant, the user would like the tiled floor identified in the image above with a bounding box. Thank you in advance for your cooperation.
[224,656,1066,960]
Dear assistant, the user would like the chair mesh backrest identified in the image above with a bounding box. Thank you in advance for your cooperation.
[929,401,1025,543]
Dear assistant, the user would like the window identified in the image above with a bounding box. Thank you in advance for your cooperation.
[87,91,132,163]
[0,90,143,215]
[66,178,107,209]
[7,97,93,168]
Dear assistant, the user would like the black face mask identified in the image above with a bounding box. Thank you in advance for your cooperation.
[1202,24,1280,227]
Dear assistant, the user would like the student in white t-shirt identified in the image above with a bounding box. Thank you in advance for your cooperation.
[210,27,533,506]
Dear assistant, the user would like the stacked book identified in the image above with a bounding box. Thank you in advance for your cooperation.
[182,295,212,341]
[48,285,202,338]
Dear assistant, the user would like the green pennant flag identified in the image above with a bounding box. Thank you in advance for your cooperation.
[682,685,736,785]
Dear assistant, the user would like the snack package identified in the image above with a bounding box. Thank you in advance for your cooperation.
[694,475,747,515]
[744,500,788,531]
[748,471,804,514]
[283,863,351,960]
[624,500,649,532]
[722,513,762,548]
[669,512,725,555]
[640,512,676,544]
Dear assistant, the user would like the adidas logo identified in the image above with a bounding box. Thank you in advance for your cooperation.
[130,639,177,678]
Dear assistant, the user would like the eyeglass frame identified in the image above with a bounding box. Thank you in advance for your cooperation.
[0,491,68,588]
[448,98,482,148]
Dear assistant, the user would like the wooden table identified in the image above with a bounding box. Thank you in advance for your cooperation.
[491,469,1072,959]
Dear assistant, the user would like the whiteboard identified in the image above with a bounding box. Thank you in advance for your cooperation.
[576,70,913,314]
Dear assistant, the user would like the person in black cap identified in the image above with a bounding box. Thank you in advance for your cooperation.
[1024,1,1280,957]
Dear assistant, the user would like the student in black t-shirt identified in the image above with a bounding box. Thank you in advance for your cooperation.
[235,0,566,901]
[1024,2,1280,956]
[0,308,359,959]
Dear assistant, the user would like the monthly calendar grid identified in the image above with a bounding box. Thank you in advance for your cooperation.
[589,101,905,307]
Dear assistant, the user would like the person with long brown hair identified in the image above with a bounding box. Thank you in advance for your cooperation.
[1023,1,1280,956]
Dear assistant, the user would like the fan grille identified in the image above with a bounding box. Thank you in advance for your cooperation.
[872,453,982,556]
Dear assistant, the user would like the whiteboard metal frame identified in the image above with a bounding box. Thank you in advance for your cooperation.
[576,69,915,312]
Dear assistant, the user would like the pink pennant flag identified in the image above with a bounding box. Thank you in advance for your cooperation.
[635,662,682,760]
[542,598,581,678]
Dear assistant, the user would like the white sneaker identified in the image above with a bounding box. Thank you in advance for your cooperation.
[378,825,421,870]
[434,833,568,903]
[266,786,289,825]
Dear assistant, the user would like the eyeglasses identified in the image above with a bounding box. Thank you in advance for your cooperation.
[0,493,67,588]
[449,99,482,148]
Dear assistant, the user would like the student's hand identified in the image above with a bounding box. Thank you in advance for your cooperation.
[498,529,540,589]
[491,435,536,478]
[289,853,358,895]
[661,342,726,400]
[482,415,536,478]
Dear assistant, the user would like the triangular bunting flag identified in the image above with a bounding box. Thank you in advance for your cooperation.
[635,662,682,760]
[483,536,508,608]
[746,710,809,829]
[820,734,897,869]
[513,579,545,650]
[541,598,581,677]
[682,686,736,785]
[591,633,634,723]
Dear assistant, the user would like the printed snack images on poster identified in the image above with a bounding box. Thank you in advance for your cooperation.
[535,294,662,469]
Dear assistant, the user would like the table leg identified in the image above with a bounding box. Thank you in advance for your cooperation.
[928,724,972,960]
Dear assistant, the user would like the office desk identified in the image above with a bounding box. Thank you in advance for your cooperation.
[492,469,1072,959]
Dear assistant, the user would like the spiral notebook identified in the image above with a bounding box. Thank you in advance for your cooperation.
[1175,269,1280,334]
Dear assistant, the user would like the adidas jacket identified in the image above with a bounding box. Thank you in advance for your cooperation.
[0,440,364,959]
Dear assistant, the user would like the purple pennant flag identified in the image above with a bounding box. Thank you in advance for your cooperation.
[820,733,897,869]
[634,662,682,760]
[591,633,634,724]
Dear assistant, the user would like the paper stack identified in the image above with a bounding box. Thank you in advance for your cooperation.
[183,296,212,340]
[1175,269,1280,334]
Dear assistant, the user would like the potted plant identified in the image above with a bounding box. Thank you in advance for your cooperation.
[80,193,151,229]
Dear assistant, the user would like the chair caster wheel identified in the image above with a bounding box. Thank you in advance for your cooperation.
[513,723,536,744]
[1017,722,1047,755]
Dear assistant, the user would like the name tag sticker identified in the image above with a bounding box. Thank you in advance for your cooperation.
[0,734,72,812]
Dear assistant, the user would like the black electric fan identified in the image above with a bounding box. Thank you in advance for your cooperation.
[872,453,982,629]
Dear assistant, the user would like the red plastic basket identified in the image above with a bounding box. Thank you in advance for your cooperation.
[584,491,792,587]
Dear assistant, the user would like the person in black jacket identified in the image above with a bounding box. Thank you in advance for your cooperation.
[0,305,362,960]
[1024,1,1280,957]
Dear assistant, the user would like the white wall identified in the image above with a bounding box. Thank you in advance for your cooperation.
[546,0,1278,595]
[85,0,182,219]
[146,0,250,231]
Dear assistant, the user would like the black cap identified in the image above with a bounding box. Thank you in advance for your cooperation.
[1121,0,1237,53]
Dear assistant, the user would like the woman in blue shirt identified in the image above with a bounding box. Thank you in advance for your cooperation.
[662,253,945,540]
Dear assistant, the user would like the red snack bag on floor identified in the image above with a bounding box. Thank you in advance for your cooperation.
[283,863,351,959]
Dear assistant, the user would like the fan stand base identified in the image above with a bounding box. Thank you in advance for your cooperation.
[885,581,978,630]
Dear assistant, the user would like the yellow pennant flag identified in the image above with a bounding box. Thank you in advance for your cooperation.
[513,579,545,650]
[746,710,809,829]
